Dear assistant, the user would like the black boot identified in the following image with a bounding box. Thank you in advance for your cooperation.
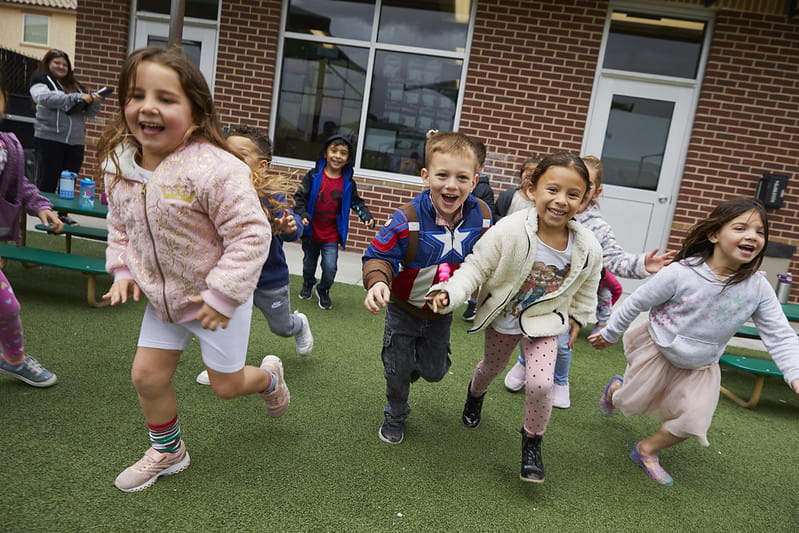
[462,381,486,428]
[520,428,545,483]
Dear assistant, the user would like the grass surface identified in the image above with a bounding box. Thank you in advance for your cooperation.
[1,233,798,532]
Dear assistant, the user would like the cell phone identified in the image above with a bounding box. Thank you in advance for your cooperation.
[97,87,113,99]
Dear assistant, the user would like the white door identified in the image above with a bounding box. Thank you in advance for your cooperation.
[583,76,695,290]
[133,18,218,91]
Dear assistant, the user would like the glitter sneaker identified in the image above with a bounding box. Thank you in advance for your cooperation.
[503,361,525,392]
[0,355,57,387]
[114,441,190,493]
[260,355,290,417]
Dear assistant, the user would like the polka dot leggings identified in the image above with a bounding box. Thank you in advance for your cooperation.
[0,271,24,363]
[470,326,557,436]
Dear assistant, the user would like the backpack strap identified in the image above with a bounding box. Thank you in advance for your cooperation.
[400,198,491,266]
[400,203,419,265]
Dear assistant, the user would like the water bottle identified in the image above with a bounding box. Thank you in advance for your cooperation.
[776,273,792,304]
[79,177,95,209]
[58,170,76,199]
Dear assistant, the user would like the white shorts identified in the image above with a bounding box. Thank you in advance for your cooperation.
[137,295,254,373]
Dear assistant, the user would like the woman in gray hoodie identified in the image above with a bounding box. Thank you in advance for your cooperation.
[29,49,101,223]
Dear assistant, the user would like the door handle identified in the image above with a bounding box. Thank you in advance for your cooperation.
[658,196,669,204]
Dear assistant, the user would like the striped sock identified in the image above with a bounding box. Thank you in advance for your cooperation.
[148,415,181,453]
[259,370,277,395]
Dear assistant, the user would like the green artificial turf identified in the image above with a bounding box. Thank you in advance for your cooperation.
[1,233,797,531]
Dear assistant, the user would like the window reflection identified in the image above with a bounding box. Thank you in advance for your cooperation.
[363,51,461,174]
[601,95,674,191]
[379,0,471,51]
[138,0,219,20]
[604,11,705,79]
[274,40,368,161]
[286,0,375,41]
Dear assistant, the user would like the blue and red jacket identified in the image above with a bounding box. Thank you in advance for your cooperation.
[362,189,490,319]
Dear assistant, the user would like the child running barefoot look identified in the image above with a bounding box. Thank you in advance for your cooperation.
[589,198,799,487]
[98,47,289,493]
[427,153,602,483]
[362,131,491,445]
[196,126,312,386]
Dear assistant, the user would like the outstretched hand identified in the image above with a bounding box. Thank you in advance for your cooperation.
[364,282,391,314]
[275,212,297,235]
[188,295,229,330]
[103,279,141,306]
[792,379,799,394]
[587,330,614,350]
[644,248,676,274]
[37,209,63,234]
[425,291,449,313]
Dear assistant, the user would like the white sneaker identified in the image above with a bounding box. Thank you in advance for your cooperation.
[294,311,314,356]
[504,361,525,392]
[551,382,571,409]
[196,370,210,385]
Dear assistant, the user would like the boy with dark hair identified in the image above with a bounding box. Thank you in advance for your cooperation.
[294,135,374,310]
[362,131,492,444]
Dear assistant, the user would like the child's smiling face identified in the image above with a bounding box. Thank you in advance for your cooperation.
[421,151,478,226]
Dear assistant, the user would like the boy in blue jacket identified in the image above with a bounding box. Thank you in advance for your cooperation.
[196,126,313,385]
[362,131,491,444]
[294,135,374,310]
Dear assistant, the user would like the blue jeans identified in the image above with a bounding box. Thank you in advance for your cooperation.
[301,239,338,292]
[516,330,571,385]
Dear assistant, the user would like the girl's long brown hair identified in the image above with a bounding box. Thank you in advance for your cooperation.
[673,198,769,288]
[96,47,228,182]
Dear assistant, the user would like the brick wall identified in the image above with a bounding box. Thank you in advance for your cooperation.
[670,9,799,301]
[74,0,798,302]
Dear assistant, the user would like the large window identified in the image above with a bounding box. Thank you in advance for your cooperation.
[274,0,474,178]
[23,14,49,46]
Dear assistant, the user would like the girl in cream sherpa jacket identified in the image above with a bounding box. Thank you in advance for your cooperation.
[429,207,602,338]
[104,141,270,324]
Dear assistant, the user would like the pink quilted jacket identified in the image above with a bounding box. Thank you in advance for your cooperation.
[104,141,270,323]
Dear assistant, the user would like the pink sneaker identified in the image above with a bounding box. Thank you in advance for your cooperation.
[261,355,290,417]
[629,442,674,487]
[114,441,190,492]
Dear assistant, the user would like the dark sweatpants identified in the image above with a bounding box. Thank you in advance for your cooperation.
[380,302,452,423]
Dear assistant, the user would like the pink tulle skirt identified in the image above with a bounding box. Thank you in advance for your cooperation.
[613,321,720,446]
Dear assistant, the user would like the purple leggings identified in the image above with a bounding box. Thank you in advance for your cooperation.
[471,326,557,435]
[0,271,24,363]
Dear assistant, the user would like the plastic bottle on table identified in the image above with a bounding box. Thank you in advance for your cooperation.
[79,177,95,209]
[58,171,76,199]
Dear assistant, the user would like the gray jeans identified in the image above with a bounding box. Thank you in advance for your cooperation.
[380,302,452,423]
[253,285,301,338]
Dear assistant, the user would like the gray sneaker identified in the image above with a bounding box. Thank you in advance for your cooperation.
[0,355,57,387]
[293,311,314,356]
[378,417,404,444]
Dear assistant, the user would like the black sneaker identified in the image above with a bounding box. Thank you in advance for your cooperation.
[462,300,477,321]
[316,287,332,310]
[58,213,78,225]
[299,283,313,300]
[378,418,404,444]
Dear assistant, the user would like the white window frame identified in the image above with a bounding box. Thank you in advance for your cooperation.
[22,13,50,46]
[270,0,478,186]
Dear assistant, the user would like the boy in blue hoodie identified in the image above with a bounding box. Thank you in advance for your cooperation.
[294,135,374,310]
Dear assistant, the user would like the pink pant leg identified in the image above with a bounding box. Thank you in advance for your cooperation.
[0,271,24,362]
[471,326,522,395]
[520,335,557,435]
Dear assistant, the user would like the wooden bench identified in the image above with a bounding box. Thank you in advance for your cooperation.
[719,354,783,408]
[0,243,109,307]
[34,223,108,253]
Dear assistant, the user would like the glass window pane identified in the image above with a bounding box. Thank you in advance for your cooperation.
[274,40,368,161]
[604,11,705,79]
[147,36,202,69]
[138,0,219,20]
[362,50,461,174]
[600,95,674,191]
[286,0,375,41]
[379,0,471,52]
[23,15,48,45]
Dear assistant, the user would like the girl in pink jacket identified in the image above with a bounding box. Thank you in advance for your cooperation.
[97,47,289,493]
